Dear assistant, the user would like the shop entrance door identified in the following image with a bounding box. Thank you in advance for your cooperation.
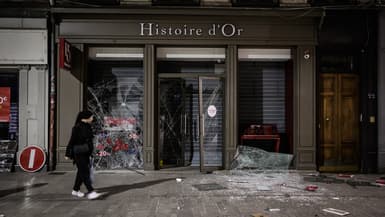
[318,73,360,172]
[159,77,223,172]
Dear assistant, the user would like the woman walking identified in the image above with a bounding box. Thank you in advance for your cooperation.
[65,110,101,200]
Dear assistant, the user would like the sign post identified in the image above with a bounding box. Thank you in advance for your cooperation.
[18,145,46,172]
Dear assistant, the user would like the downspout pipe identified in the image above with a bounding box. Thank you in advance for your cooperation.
[48,11,57,171]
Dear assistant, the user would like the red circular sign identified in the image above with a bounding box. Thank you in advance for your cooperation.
[18,145,46,172]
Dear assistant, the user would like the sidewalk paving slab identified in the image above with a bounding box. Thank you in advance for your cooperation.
[0,170,384,217]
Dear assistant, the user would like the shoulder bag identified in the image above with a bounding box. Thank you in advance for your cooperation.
[73,143,89,154]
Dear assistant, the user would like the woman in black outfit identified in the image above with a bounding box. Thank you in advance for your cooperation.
[65,110,101,200]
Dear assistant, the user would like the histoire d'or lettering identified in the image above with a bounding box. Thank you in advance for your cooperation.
[139,23,243,37]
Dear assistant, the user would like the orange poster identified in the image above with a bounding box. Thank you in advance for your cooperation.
[0,87,11,122]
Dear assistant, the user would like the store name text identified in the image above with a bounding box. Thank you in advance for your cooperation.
[139,23,243,37]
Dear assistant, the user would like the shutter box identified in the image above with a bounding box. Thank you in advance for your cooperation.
[232,0,279,7]
[152,0,200,6]
[310,0,358,6]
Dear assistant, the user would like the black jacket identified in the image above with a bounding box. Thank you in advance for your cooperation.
[65,122,94,159]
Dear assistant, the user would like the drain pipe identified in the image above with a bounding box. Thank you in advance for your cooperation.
[47,12,57,171]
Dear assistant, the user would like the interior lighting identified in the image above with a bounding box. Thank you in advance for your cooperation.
[165,54,225,59]
[239,48,291,61]
[89,47,144,60]
[95,53,144,58]
[157,47,226,60]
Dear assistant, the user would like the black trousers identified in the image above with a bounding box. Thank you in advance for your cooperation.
[73,154,94,192]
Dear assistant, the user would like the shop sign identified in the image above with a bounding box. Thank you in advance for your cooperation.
[0,87,10,122]
[59,38,71,70]
[207,105,217,118]
[140,23,243,38]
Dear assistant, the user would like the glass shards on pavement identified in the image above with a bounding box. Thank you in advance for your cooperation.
[230,145,294,171]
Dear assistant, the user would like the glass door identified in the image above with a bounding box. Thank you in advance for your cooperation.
[159,78,196,168]
[157,47,225,171]
[199,77,223,172]
[159,77,223,171]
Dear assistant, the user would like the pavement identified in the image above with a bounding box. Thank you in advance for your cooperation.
[0,168,384,217]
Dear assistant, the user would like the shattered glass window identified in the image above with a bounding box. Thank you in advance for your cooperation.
[87,47,144,169]
[231,146,294,171]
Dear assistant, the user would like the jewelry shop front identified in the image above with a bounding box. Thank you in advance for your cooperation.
[55,9,319,171]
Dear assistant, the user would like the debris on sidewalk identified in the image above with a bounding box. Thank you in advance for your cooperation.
[307,172,320,177]
[176,178,182,183]
[370,182,385,187]
[266,208,280,212]
[346,179,371,188]
[251,213,266,217]
[372,178,385,187]
[303,174,344,183]
[338,174,354,178]
[305,185,318,191]
[280,183,304,191]
[193,183,227,191]
[322,208,350,216]
[227,179,249,183]
[304,174,380,189]
[256,186,272,191]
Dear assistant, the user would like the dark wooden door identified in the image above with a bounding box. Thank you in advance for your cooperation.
[319,74,359,172]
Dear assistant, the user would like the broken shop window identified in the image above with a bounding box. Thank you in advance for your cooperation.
[87,74,144,170]
[230,145,293,171]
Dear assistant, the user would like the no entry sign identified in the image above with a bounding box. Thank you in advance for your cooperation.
[18,145,46,172]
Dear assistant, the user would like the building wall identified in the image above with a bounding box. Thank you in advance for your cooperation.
[317,11,379,173]
[295,46,316,170]
[18,66,48,156]
[0,18,48,171]
[56,44,84,170]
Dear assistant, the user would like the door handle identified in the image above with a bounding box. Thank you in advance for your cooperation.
[184,114,187,135]
[180,114,183,135]
[201,113,205,138]
[195,115,199,141]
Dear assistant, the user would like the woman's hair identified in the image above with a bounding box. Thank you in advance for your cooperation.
[75,110,93,125]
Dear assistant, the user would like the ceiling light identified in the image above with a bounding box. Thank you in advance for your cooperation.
[165,54,225,59]
[239,49,291,60]
[95,53,143,58]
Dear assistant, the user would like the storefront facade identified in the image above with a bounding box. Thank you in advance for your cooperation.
[0,18,49,172]
[55,8,320,171]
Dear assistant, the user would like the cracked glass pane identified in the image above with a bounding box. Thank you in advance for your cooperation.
[231,145,293,170]
[87,55,143,170]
